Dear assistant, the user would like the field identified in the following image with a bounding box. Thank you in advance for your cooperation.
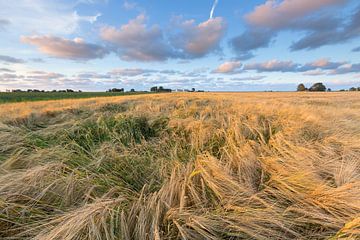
[0,91,150,104]
[0,92,359,239]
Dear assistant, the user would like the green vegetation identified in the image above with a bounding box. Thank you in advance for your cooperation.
[0,93,359,239]
[0,91,151,104]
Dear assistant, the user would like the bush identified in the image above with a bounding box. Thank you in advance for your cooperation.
[297,83,306,91]
[309,82,326,92]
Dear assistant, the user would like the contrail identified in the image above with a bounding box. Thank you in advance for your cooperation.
[209,0,219,19]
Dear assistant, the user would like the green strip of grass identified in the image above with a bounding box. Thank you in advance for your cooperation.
[0,91,153,104]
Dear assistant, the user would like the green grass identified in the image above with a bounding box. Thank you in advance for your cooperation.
[0,93,359,239]
[0,91,151,104]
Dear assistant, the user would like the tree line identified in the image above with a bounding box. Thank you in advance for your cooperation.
[297,83,360,92]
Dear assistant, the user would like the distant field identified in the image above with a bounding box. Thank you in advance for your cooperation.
[0,91,150,104]
[0,92,359,239]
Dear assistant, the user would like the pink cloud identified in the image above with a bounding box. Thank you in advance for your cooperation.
[173,17,226,58]
[21,36,108,60]
[245,0,347,29]
[213,61,242,74]
[100,14,174,61]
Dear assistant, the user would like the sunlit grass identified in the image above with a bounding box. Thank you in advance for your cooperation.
[0,92,359,239]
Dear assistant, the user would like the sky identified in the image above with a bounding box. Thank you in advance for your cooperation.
[0,0,359,92]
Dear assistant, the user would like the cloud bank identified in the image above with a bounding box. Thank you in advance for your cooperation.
[21,36,109,60]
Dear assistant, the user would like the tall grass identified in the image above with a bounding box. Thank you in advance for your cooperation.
[0,92,359,239]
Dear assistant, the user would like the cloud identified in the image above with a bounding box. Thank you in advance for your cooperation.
[231,0,352,58]
[30,58,46,63]
[303,69,327,76]
[123,1,138,10]
[213,61,242,74]
[21,36,109,60]
[353,46,360,52]
[101,14,175,61]
[245,0,347,29]
[330,63,360,74]
[26,71,65,80]
[230,29,273,59]
[0,68,15,73]
[290,6,360,50]
[74,11,101,24]
[0,1,101,35]
[172,17,226,58]
[244,60,298,72]
[229,76,266,82]
[210,0,219,19]
[0,55,26,64]
[0,73,24,80]
[101,15,226,61]
[299,58,346,71]
[0,19,10,30]
[226,58,351,74]
[109,68,155,76]
[76,72,111,79]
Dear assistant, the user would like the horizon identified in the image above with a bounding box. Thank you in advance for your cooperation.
[1,0,360,92]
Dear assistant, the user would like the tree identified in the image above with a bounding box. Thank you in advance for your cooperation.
[130,89,135,92]
[150,86,158,92]
[327,88,332,92]
[349,87,357,91]
[297,83,306,91]
[309,83,326,92]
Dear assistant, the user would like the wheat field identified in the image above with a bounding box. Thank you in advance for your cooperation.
[0,92,359,239]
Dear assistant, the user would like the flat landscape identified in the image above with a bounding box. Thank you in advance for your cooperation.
[0,92,149,104]
[0,92,359,239]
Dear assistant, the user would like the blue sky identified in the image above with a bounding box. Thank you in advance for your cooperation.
[0,0,359,91]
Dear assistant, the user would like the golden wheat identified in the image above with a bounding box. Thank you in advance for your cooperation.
[0,92,359,239]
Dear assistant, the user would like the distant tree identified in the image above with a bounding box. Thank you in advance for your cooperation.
[327,88,332,92]
[191,88,196,92]
[349,87,357,91]
[357,87,360,91]
[52,90,57,92]
[309,83,326,92]
[130,89,135,92]
[66,89,74,92]
[339,89,346,92]
[150,86,172,93]
[297,83,306,91]
[108,88,124,92]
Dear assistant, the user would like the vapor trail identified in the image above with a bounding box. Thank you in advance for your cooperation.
[209,0,219,19]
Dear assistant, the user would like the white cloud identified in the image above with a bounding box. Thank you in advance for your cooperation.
[0,1,101,35]
[109,68,155,76]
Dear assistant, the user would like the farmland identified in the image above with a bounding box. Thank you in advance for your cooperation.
[0,91,150,104]
[0,92,359,239]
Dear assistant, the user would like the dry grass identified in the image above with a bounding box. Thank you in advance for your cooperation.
[0,92,359,239]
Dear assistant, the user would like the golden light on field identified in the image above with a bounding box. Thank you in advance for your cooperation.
[0,92,359,239]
